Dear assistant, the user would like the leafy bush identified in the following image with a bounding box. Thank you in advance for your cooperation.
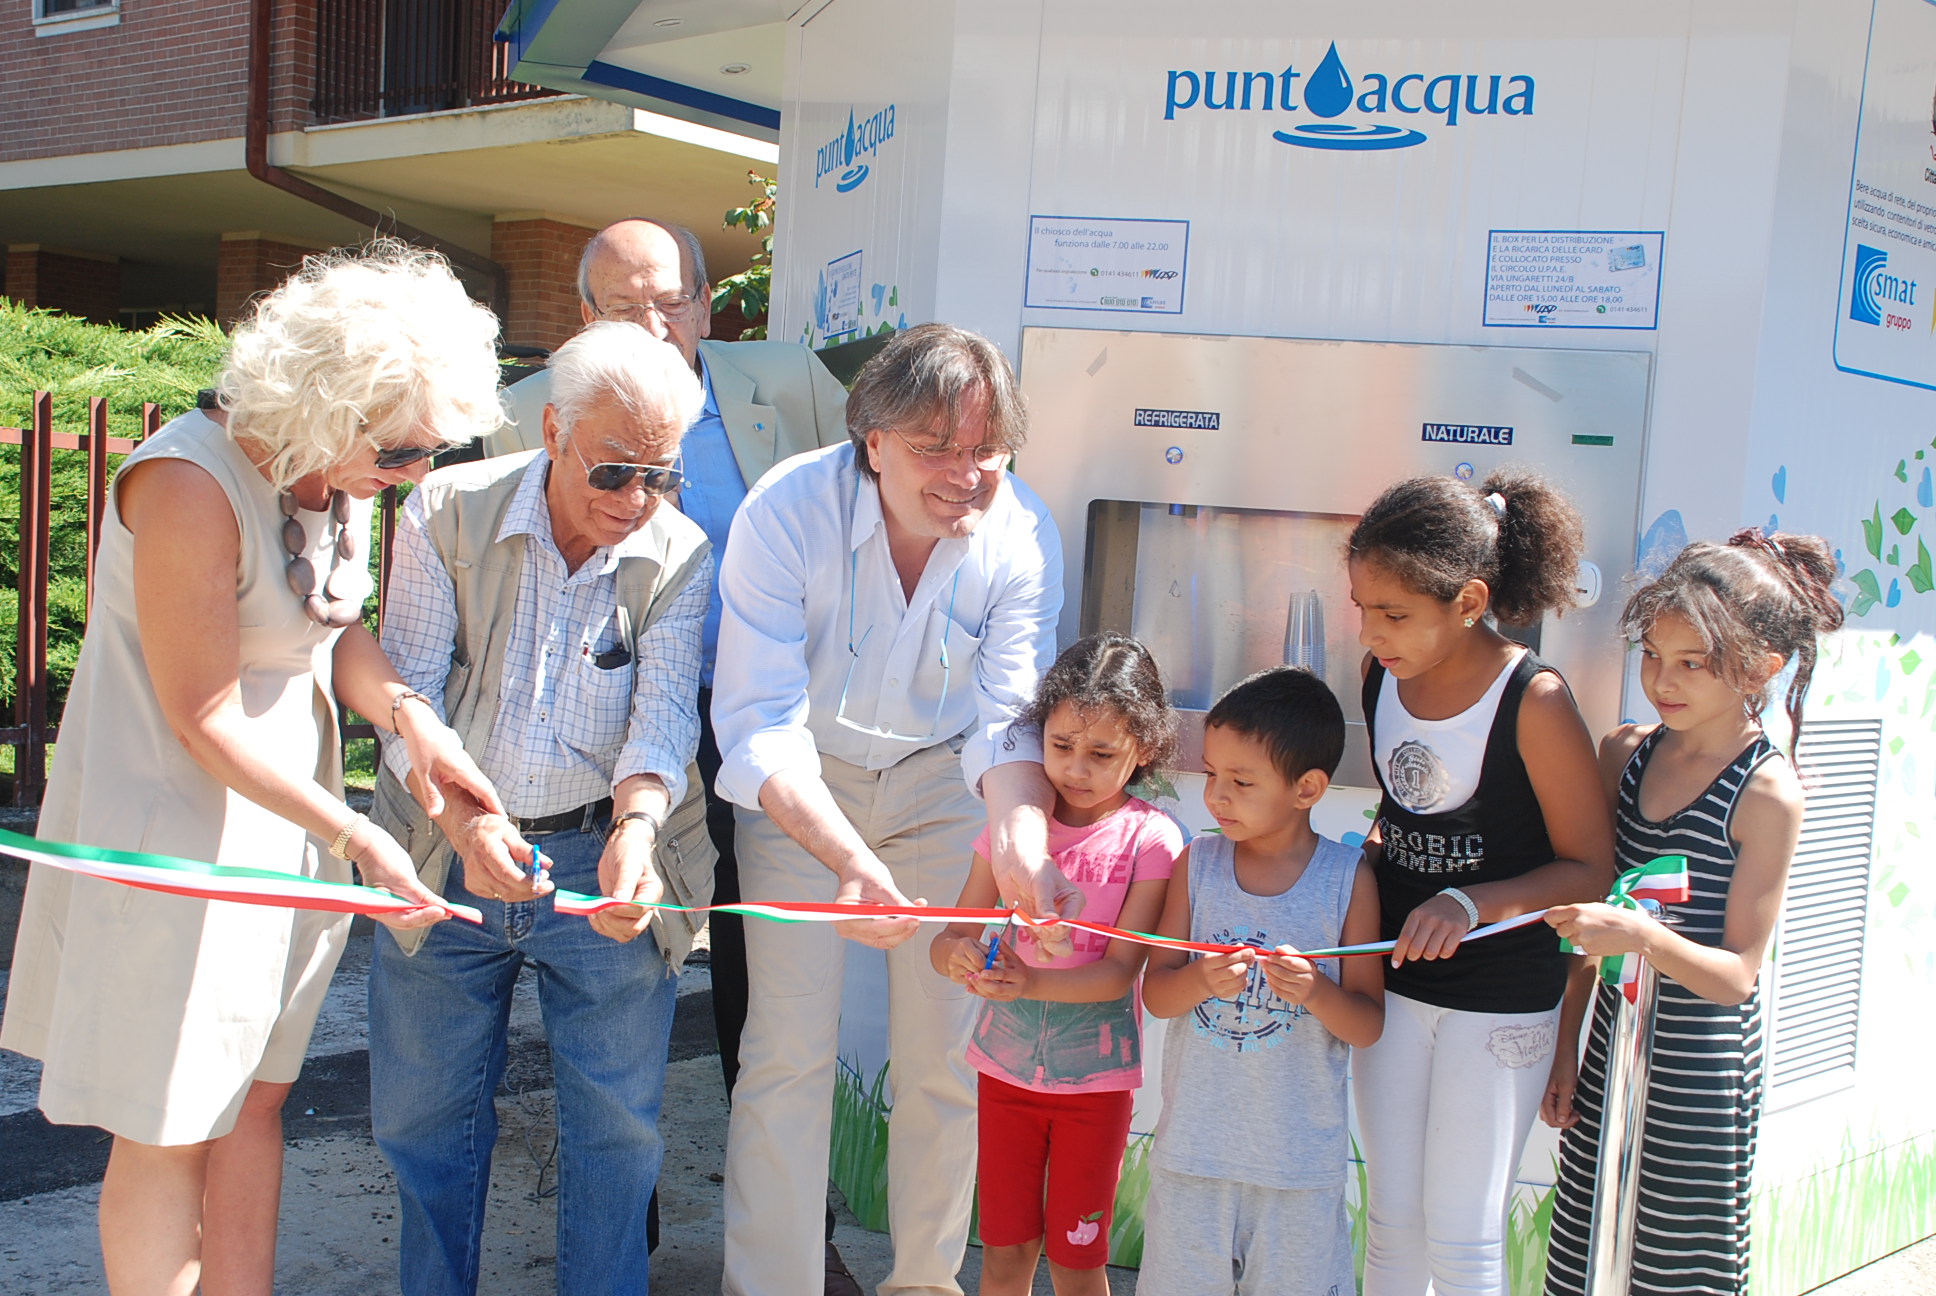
[0,303,230,715]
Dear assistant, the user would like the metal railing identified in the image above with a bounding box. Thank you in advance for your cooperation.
[0,395,402,805]
[311,0,563,123]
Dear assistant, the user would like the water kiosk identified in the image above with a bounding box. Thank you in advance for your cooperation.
[760,1,1936,1290]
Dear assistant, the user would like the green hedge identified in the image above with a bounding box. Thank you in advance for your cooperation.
[0,303,230,715]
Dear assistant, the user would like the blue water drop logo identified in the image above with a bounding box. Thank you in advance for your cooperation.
[843,110,857,166]
[1306,43,1353,118]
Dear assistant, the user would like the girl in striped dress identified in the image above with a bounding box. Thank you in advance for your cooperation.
[1541,529,1844,1296]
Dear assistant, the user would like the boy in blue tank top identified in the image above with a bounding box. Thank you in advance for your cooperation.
[1142,668,1385,1295]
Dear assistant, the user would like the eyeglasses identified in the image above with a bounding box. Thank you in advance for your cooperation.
[891,429,1011,470]
[372,443,439,471]
[280,489,364,628]
[571,440,688,495]
[595,292,703,325]
[835,551,961,743]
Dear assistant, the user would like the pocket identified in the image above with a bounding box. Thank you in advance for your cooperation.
[557,652,634,758]
[654,779,718,917]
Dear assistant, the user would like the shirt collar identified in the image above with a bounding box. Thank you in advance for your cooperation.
[496,449,660,577]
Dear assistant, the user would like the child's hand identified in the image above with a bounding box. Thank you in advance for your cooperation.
[969,945,1031,1001]
[1262,946,1321,1006]
[1541,1051,1581,1129]
[1546,902,1652,959]
[941,936,990,988]
[1191,948,1255,1000]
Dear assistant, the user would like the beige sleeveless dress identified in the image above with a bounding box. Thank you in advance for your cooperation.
[0,410,373,1146]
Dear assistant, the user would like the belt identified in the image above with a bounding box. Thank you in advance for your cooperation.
[512,797,613,837]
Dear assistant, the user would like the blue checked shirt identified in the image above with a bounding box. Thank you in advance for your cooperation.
[380,454,710,818]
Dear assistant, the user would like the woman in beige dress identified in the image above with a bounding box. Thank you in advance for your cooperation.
[1,244,508,1296]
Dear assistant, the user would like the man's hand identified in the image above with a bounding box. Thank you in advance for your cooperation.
[590,817,663,944]
[989,856,1084,960]
[452,811,549,904]
[982,762,1084,959]
[833,859,924,949]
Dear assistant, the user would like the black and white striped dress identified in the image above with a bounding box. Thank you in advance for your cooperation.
[1543,727,1778,1296]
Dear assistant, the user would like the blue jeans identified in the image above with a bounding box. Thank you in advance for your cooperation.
[369,821,677,1296]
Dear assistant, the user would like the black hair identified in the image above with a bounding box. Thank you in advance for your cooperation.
[1204,666,1346,782]
[1621,528,1845,753]
[1347,466,1586,626]
[1019,632,1178,784]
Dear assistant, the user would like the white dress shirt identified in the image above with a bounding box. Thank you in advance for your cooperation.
[711,442,1063,811]
[380,454,710,817]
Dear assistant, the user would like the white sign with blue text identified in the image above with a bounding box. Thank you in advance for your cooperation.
[1025,216,1189,314]
[1483,230,1664,329]
[1832,0,1936,392]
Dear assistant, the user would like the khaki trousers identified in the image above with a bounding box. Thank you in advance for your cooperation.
[721,745,981,1296]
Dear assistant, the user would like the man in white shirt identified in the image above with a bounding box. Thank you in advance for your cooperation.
[711,323,1079,1296]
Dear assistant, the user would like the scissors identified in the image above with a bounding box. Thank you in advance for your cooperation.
[982,909,1017,972]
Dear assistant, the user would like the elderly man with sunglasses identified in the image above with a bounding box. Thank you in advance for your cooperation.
[712,323,1080,1296]
[365,321,712,1296]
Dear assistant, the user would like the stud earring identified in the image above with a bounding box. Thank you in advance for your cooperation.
[1463,617,1475,628]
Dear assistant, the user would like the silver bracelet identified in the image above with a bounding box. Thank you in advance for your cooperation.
[1440,886,1481,931]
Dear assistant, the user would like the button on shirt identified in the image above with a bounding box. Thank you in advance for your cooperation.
[675,358,750,687]
[712,442,1063,810]
[380,454,710,818]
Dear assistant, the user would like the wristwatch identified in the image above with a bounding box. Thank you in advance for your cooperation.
[612,810,661,833]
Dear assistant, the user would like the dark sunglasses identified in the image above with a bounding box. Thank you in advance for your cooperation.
[373,443,440,471]
[572,442,687,495]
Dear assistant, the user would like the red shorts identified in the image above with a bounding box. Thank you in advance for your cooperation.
[976,1072,1135,1270]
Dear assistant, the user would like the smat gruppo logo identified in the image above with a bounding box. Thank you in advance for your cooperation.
[1849,243,1918,329]
[814,105,897,192]
[1164,42,1535,152]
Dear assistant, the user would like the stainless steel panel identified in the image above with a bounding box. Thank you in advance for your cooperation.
[1017,328,1652,782]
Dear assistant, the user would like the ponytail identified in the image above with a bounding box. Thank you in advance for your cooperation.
[1347,466,1586,625]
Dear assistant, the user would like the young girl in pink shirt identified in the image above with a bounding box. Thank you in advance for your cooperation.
[931,632,1184,1296]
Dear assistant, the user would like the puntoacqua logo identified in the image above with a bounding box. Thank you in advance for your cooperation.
[1164,42,1534,151]
[814,105,897,191]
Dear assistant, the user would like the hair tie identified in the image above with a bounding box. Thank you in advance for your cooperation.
[1485,492,1507,518]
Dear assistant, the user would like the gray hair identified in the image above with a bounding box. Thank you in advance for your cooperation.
[844,323,1028,479]
[576,219,709,311]
[219,240,502,490]
[548,321,704,444]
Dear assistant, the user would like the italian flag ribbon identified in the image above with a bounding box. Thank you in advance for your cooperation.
[0,827,486,926]
[1562,854,1692,1002]
[0,824,1563,964]
[551,889,1555,960]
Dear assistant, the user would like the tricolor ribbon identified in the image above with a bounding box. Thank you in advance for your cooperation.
[1561,854,1692,1002]
[550,889,1555,960]
[0,826,485,925]
[0,824,1567,965]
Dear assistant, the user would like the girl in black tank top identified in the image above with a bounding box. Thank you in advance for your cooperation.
[1344,471,1615,1296]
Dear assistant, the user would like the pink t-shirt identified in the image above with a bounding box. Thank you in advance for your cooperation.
[967,796,1184,1093]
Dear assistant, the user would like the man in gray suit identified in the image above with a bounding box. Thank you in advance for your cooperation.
[489,218,856,1291]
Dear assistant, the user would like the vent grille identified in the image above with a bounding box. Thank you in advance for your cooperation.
[1768,718,1882,1096]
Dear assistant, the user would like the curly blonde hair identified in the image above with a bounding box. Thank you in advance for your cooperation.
[218,240,503,490]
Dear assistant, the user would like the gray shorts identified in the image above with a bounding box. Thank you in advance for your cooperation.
[1140,1165,1355,1296]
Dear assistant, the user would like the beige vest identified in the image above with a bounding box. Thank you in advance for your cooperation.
[371,451,717,966]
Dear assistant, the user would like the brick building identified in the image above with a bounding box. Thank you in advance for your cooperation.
[0,0,782,350]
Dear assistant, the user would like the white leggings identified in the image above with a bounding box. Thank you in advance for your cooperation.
[1352,991,1559,1296]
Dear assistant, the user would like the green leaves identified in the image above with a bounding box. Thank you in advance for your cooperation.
[1864,502,1884,559]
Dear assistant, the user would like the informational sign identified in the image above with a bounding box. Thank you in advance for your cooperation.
[1025,215,1189,313]
[1482,230,1664,329]
[823,249,864,342]
[1832,0,1936,391]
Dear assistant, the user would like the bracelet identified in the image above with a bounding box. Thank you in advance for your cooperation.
[1440,886,1481,931]
[329,812,367,861]
[612,810,661,833]
[389,690,432,731]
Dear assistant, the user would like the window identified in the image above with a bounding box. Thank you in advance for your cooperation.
[34,0,120,37]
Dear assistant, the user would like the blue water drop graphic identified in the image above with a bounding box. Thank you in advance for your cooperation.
[1887,579,1902,608]
[1919,465,1933,509]
[843,110,857,165]
[1771,465,1787,503]
[1306,43,1354,119]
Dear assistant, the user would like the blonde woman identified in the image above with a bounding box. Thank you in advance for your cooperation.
[1,243,507,1296]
